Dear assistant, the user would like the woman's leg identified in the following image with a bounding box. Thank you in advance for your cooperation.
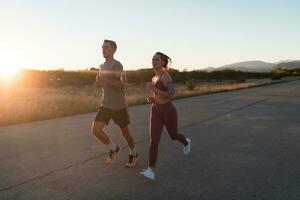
[149,106,164,168]
[164,103,188,146]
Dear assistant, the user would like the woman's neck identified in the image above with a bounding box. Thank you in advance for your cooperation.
[155,68,163,76]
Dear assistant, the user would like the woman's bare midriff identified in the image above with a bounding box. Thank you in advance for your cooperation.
[154,94,170,104]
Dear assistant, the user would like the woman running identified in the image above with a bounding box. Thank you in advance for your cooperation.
[140,52,191,181]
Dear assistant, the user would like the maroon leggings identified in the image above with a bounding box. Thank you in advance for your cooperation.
[149,102,188,168]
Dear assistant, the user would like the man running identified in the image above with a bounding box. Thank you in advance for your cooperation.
[91,39,138,168]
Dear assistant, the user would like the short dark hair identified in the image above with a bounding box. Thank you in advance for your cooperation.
[155,52,172,69]
[104,39,117,50]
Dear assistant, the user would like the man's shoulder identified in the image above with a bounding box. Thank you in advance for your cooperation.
[100,59,122,70]
[113,59,123,67]
[112,59,123,70]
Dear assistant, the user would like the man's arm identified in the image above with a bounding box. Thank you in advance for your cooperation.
[101,62,125,89]
[102,78,124,89]
[94,75,103,88]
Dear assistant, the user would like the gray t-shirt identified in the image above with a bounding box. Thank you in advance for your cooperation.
[99,59,127,109]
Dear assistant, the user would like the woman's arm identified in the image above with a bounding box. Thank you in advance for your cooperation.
[147,78,156,103]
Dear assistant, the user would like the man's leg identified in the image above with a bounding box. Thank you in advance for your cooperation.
[120,125,134,149]
[91,121,120,164]
[92,107,120,164]
[92,107,117,148]
[91,121,110,145]
[119,125,138,168]
[112,108,135,154]
[113,108,138,167]
[91,120,119,150]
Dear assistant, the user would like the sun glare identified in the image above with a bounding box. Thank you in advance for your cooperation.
[0,66,20,81]
[0,55,23,82]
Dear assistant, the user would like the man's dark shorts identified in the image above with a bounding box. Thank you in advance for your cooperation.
[94,106,130,128]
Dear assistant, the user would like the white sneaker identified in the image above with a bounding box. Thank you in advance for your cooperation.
[140,168,155,181]
[183,138,191,155]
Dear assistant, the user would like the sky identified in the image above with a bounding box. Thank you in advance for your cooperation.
[0,0,300,71]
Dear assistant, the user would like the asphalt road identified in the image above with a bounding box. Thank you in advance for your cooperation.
[0,80,299,200]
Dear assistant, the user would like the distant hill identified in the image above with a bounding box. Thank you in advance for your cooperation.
[200,67,216,72]
[273,61,300,70]
[217,61,275,72]
[274,59,296,64]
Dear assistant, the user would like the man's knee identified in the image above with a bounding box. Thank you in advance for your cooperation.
[120,126,130,136]
[91,121,105,135]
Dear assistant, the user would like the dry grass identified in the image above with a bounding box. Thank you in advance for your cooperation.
[175,82,256,98]
[0,78,292,126]
[0,86,100,126]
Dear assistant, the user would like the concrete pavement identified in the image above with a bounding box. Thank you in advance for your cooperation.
[0,80,300,200]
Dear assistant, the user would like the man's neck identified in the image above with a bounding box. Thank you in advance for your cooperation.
[105,56,114,62]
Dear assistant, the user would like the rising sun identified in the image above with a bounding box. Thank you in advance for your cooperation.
[0,67,20,81]
[0,57,22,81]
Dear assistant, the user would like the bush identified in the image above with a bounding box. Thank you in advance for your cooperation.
[185,78,197,90]
[271,73,282,80]
[236,77,246,83]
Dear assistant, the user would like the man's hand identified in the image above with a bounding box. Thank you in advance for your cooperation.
[95,74,103,87]
[98,74,124,89]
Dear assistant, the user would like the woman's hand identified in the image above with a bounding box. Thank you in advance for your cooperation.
[147,96,155,104]
[148,82,160,94]
[148,82,154,90]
